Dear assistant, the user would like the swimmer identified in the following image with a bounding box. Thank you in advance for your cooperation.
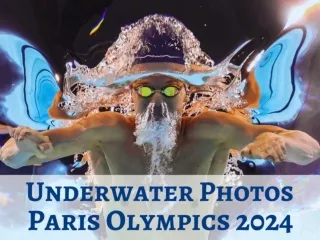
[0,62,319,174]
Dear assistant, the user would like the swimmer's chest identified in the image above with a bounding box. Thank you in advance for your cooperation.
[98,135,220,175]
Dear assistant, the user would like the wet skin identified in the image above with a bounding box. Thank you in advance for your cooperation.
[0,73,320,174]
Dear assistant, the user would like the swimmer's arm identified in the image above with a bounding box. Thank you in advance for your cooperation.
[1,112,125,168]
[26,112,126,166]
[196,111,320,165]
[25,125,97,166]
[0,126,88,168]
[0,123,100,169]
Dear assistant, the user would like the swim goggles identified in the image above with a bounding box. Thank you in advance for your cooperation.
[135,86,181,98]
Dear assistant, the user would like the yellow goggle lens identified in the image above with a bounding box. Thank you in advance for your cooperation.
[139,86,153,97]
[162,86,178,97]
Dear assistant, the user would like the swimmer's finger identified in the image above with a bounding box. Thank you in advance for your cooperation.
[274,144,287,162]
[264,147,281,163]
[240,145,252,158]
[9,127,16,138]
[18,128,31,141]
[38,142,53,154]
[8,127,14,137]
[13,126,24,140]
[246,144,267,160]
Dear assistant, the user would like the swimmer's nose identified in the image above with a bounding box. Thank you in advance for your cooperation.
[150,92,163,106]
[151,94,165,120]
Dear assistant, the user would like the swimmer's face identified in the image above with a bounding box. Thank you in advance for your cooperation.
[132,75,187,118]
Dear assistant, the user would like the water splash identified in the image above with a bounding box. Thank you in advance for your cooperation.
[134,102,186,214]
[134,103,179,175]
[59,14,246,119]
[67,14,214,83]
[224,150,244,186]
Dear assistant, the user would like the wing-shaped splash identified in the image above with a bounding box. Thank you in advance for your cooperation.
[249,27,307,124]
[0,33,61,130]
[244,2,320,127]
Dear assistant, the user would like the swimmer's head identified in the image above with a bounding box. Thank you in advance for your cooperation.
[131,65,187,174]
[131,74,187,120]
[132,75,182,174]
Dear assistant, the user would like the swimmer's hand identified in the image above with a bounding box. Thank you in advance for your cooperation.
[0,126,53,168]
[10,126,53,157]
[240,132,287,163]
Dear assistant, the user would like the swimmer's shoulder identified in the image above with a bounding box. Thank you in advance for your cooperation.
[74,112,134,142]
[76,112,133,130]
[186,111,242,138]
[188,111,234,126]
